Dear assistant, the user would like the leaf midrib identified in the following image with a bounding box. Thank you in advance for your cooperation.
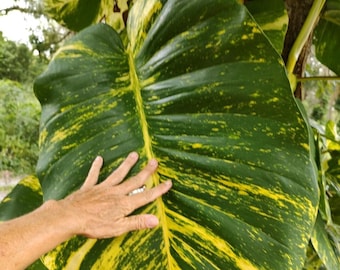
[127,47,173,268]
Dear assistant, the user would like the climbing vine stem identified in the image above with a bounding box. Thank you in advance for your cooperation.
[286,0,326,75]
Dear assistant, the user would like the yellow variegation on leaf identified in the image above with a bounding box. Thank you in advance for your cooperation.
[6,0,320,269]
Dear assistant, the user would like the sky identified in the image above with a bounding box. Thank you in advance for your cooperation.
[0,0,42,44]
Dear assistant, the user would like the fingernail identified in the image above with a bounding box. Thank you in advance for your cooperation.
[129,152,138,159]
[165,180,172,187]
[146,215,159,228]
[148,159,158,167]
[95,156,102,162]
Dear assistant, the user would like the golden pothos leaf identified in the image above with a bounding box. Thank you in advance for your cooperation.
[33,0,318,269]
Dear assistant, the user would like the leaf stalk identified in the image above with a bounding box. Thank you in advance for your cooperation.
[298,76,340,82]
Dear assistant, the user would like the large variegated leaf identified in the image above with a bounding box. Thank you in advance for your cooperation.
[33,0,319,269]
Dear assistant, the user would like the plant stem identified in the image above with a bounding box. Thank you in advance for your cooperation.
[286,0,326,75]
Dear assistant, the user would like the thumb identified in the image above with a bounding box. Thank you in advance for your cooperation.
[125,214,160,232]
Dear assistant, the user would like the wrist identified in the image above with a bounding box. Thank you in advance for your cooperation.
[41,199,79,239]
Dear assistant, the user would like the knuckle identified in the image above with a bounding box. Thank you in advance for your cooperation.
[136,216,146,230]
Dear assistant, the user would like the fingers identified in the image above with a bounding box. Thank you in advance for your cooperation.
[124,214,160,233]
[121,181,172,233]
[128,180,172,213]
[119,158,159,194]
[83,153,158,192]
[81,156,103,189]
[74,153,173,239]
[104,152,139,186]
[102,214,160,237]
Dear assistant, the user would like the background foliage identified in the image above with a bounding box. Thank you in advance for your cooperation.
[0,80,40,174]
[0,31,46,175]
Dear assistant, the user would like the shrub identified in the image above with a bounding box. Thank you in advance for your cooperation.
[0,80,40,175]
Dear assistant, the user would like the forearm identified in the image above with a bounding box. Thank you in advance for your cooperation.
[0,200,76,270]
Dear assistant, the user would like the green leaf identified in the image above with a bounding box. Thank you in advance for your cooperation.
[34,0,318,269]
[308,120,340,268]
[314,0,340,75]
[26,259,49,270]
[311,213,340,270]
[325,121,340,150]
[43,0,101,32]
[0,175,42,221]
[43,0,135,32]
[244,0,288,53]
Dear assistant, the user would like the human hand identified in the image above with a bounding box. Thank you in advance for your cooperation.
[59,152,172,239]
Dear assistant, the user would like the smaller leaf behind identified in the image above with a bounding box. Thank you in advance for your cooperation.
[311,214,340,270]
[43,0,136,32]
[314,0,340,75]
